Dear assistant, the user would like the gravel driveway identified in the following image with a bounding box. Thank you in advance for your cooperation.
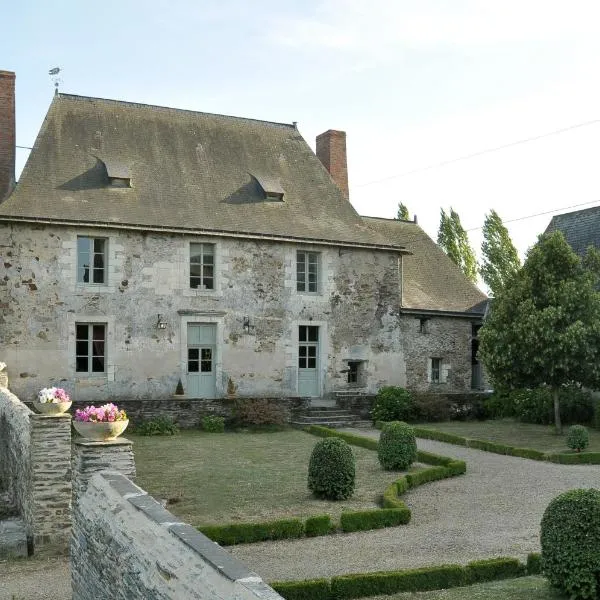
[230,428,600,582]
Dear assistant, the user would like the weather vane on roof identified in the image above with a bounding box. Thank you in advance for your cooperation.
[48,67,62,95]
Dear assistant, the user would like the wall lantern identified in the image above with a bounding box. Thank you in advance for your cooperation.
[243,316,255,334]
[156,314,168,330]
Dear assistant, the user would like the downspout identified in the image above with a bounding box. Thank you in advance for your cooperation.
[399,254,404,309]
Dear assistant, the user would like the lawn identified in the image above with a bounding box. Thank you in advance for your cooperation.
[130,429,417,526]
[416,419,600,453]
[368,576,565,600]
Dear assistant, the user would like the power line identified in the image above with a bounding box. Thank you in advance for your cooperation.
[356,118,600,188]
[16,145,32,150]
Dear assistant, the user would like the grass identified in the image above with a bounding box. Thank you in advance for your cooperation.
[416,419,600,453]
[367,576,565,600]
[131,429,420,526]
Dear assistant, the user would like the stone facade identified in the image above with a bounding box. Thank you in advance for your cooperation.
[1,222,416,402]
[0,386,72,555]
[71,471,283,600]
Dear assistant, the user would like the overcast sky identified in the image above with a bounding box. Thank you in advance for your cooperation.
[4,1,600,270]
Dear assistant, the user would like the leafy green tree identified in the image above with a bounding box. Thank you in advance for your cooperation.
[437,208,478,282]
[396,202,410,220]
[479,231,600,433]
[480,210,521,295]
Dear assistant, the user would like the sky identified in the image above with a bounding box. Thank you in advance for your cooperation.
[4,1,600,278]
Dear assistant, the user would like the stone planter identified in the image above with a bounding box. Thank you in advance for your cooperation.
[73,420,129,441]
[0,372,7,388]
[32,401,72,415]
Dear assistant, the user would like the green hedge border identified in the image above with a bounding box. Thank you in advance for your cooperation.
[272,554,541,600]
[197,426,465,545]
[380,424,600,464]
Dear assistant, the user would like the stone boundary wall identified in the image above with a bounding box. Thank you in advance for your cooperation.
[40,397,310,429]
[71,471,283,600]
[0,387,72,555]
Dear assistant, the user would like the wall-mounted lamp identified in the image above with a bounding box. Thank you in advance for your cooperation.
[156,314,168,330]
[242,316,255,334]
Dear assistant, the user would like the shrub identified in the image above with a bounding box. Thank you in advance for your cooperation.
[378,421,417,470]
[465,557,525,584]
[527,553,542,575]
[371,386,416,423]
[541,488,600,600]
[340,507,410,532]
[201,414,225,433]
[308,437,355,500]
[412,394,452,422]
[135,415,179,436]
[567,425,589,452]
[305,514,334,537]
[233,399,286,427]
[593,397,600,430]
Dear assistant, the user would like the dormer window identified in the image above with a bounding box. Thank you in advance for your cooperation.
[101,159,131,188]
[251,173,284,201]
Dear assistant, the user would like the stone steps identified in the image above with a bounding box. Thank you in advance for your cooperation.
[0,518,28,559]
[291,407,371,429]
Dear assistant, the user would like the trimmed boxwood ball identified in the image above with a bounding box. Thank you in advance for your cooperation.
[541,488,600,600]
[567,425,589,452]
[378,421,417,470]
[308,437,355,500]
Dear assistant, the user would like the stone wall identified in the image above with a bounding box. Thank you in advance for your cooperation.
[71,471,283,600]
[0,386,72,555]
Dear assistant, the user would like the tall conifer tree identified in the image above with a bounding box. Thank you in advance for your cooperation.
[437,208,477,282]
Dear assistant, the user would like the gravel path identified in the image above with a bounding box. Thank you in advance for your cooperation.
[0,557,70,600]
[230,428,600,582]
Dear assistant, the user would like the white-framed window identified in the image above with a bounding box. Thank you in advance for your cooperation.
[77,236,107,284]
[297,251,319,293]
[190,243,215,290]
[430,357,441,383]
[75,323,107,374]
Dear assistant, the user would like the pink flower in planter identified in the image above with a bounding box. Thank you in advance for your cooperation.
[74,403,127,422]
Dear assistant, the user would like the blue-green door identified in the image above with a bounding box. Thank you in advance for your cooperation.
[187,323,217,398]
[298,325,319,397]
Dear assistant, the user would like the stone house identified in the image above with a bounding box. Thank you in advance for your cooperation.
[545,206,600,257]
[0,70,487,404]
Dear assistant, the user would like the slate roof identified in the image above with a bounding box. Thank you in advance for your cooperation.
[0,94,398,250]
[363,216,488,314]
[545,206,600,257]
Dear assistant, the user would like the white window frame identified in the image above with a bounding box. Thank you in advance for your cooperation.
[74,322,107,375]
[189,242,216,291]
[77,236,108,285]
[296,250,320,294]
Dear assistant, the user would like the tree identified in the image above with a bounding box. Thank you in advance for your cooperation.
[480,210,521,296]
[478,231,600,433]
[396,202,410,220]
[437,208,478,282]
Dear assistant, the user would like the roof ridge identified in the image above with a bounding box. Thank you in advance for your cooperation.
[362,215,417,224]
[56,93,297,130]
[550,204,600,221]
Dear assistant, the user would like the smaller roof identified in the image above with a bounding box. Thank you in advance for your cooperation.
[251,173,285,198]
[363,216,488,314]
[545,205,600,257]
[101,159,131,180]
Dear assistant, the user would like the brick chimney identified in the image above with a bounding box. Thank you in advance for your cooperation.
[0,70,16,201]
[316,129,349,199]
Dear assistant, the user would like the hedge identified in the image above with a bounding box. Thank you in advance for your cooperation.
[307,425,378,451]
[272,556,535,600]
[305,514,333,537]
[340,507,411,532]
[199,518,304,545]
[411,426,600,464]
[527,553,542,575]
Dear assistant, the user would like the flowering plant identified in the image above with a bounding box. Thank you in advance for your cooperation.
[37,387,71,404]
[74,403,127,423]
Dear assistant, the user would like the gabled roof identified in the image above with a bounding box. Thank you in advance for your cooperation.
[0,94,399,250]
[363,216,488,315]
[545,205,600,256]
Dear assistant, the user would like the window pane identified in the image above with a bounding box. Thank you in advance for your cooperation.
[92,356,104,372]
[201,348,212,360]
[308,281,317,292]
[299,346,307,357]
[203,253,214,265]
[188,360,199,373]
[188,348,199,360]
[299,326,307,342]
[190,264,202,278]
[76,324,89,340]
[190,277,201,289]
[203,277,214,290]
[308,326,318,342]
[308,357,316,369]
[203,265,214,278]
[190,243,202,262]
[92,325,105,341]
[92,268,104,284]
[298,356,306,368]
[93,239,105,253]
[76,341,88,356]
[76,356,88,372]
[201,360,212,372]
[308,346,316,358]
